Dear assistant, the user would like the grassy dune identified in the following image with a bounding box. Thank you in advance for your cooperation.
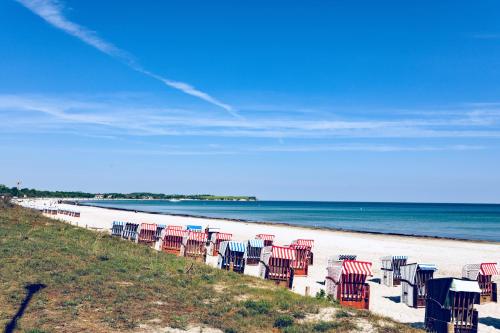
[0,202,421,333]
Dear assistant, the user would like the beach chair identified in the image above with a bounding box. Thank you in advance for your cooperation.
[290,240,314,276]
[155,224,166,241]
[210,232,232,256]
[256,234,275,247]
[74,211,80,217]
[401,263,438,308]
[291,239,314,266]
[162,226,187,255]
[245,239,265,265]
[326,260,372,310]
[187,225,203,232]
[111,221,124,237]
[424,278,480,333]
[381,255,408,287]
[217,241,246,273]
[259,246,296,288]
[122,223,139,241]
[138,223,157,245]
[181,231,208,262]
[462,263,498,303]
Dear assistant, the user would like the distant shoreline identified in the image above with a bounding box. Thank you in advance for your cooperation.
[73,200,500,245]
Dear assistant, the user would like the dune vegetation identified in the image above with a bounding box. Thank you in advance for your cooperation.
[0,201,421,333]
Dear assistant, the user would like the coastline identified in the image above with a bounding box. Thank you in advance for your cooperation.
[76,201,500,244]
[19,198,500,332]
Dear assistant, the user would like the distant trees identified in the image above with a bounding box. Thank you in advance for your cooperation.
[0,184,257,201]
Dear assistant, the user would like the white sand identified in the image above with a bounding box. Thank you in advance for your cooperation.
[18,199,500,332]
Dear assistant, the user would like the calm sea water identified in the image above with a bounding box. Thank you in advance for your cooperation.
[81,200,500,242]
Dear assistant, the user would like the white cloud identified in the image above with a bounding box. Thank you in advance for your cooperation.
[1,94,500,141]
[15,0,234,114]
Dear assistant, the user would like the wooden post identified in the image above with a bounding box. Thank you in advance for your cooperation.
[305,286,310,297]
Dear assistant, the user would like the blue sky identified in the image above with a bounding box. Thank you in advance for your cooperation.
[1,0,500,202]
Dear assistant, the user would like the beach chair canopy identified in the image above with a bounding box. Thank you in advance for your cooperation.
[428,278,481,308]
[216,232,232,241]
[219,241,246,255]
[167,225,183,230]
[291,239,314,248]
[248,239,264,248]
[337,254,357,261]
[401,263,438,283]
[140,223,157,231]
[327,255,357,266]
[272,246,296,260]
[186,230,208,242]
[381,255,408,269]
[256,234,275,241]
[187,225,203,231]
[165,228,187,237]
[463,263,499,280]
[327,260,373,283]
[113,221,124,226]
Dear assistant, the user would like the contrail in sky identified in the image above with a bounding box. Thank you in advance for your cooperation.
[15,0,236,115]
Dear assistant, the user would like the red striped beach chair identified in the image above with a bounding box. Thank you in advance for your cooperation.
[210,232,232,256]
[162,226,187,255]
[326,260,372,310]
[462,262,498,304]
[181,231,208,262]
[259,246,296,288]
[290,239,314,276]
[138,223,157,245]
[256,234,275,247]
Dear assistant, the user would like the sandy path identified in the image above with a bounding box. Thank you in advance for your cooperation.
[20,200,500,332]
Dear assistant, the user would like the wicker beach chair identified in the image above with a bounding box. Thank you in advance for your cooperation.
[381,255,408,287]
[425,278,480,333]
[401,263,438,308]
[217,241,246,273]
[326,260,372,310]
[462,263,498,303]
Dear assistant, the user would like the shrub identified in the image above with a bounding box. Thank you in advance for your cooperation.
[274,315,294,328]
[315,289,326,299]
[243,300,271,314]
[313,321,339,332]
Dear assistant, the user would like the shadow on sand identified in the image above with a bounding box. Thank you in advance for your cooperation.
[4,283,46,333]
[479,317,500,330]
[383,295,401,303]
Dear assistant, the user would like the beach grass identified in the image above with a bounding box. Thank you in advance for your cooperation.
[0,201,422,332]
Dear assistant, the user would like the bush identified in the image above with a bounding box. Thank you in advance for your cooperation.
[274,315,294,328]
[243,300,271,314]
[313,321,339,332]
[335,310,351,318]
[315,289,326,299]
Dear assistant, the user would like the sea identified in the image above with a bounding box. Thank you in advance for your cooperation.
[81,200,500,242]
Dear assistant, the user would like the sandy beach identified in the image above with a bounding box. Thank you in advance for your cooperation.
[19,199,500,332]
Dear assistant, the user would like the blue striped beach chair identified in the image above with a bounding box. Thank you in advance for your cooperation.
[122,222,139,241]
[245,239,264,265]
[111,221,124,237]
[155,224,166,241]
[217,241,246,273]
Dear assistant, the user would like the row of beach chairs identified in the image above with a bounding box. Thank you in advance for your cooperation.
[376,255,498,333]
[43,207,80,217]
[110,221,497,333]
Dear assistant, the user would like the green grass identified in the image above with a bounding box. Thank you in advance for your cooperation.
[0,202,422,332]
